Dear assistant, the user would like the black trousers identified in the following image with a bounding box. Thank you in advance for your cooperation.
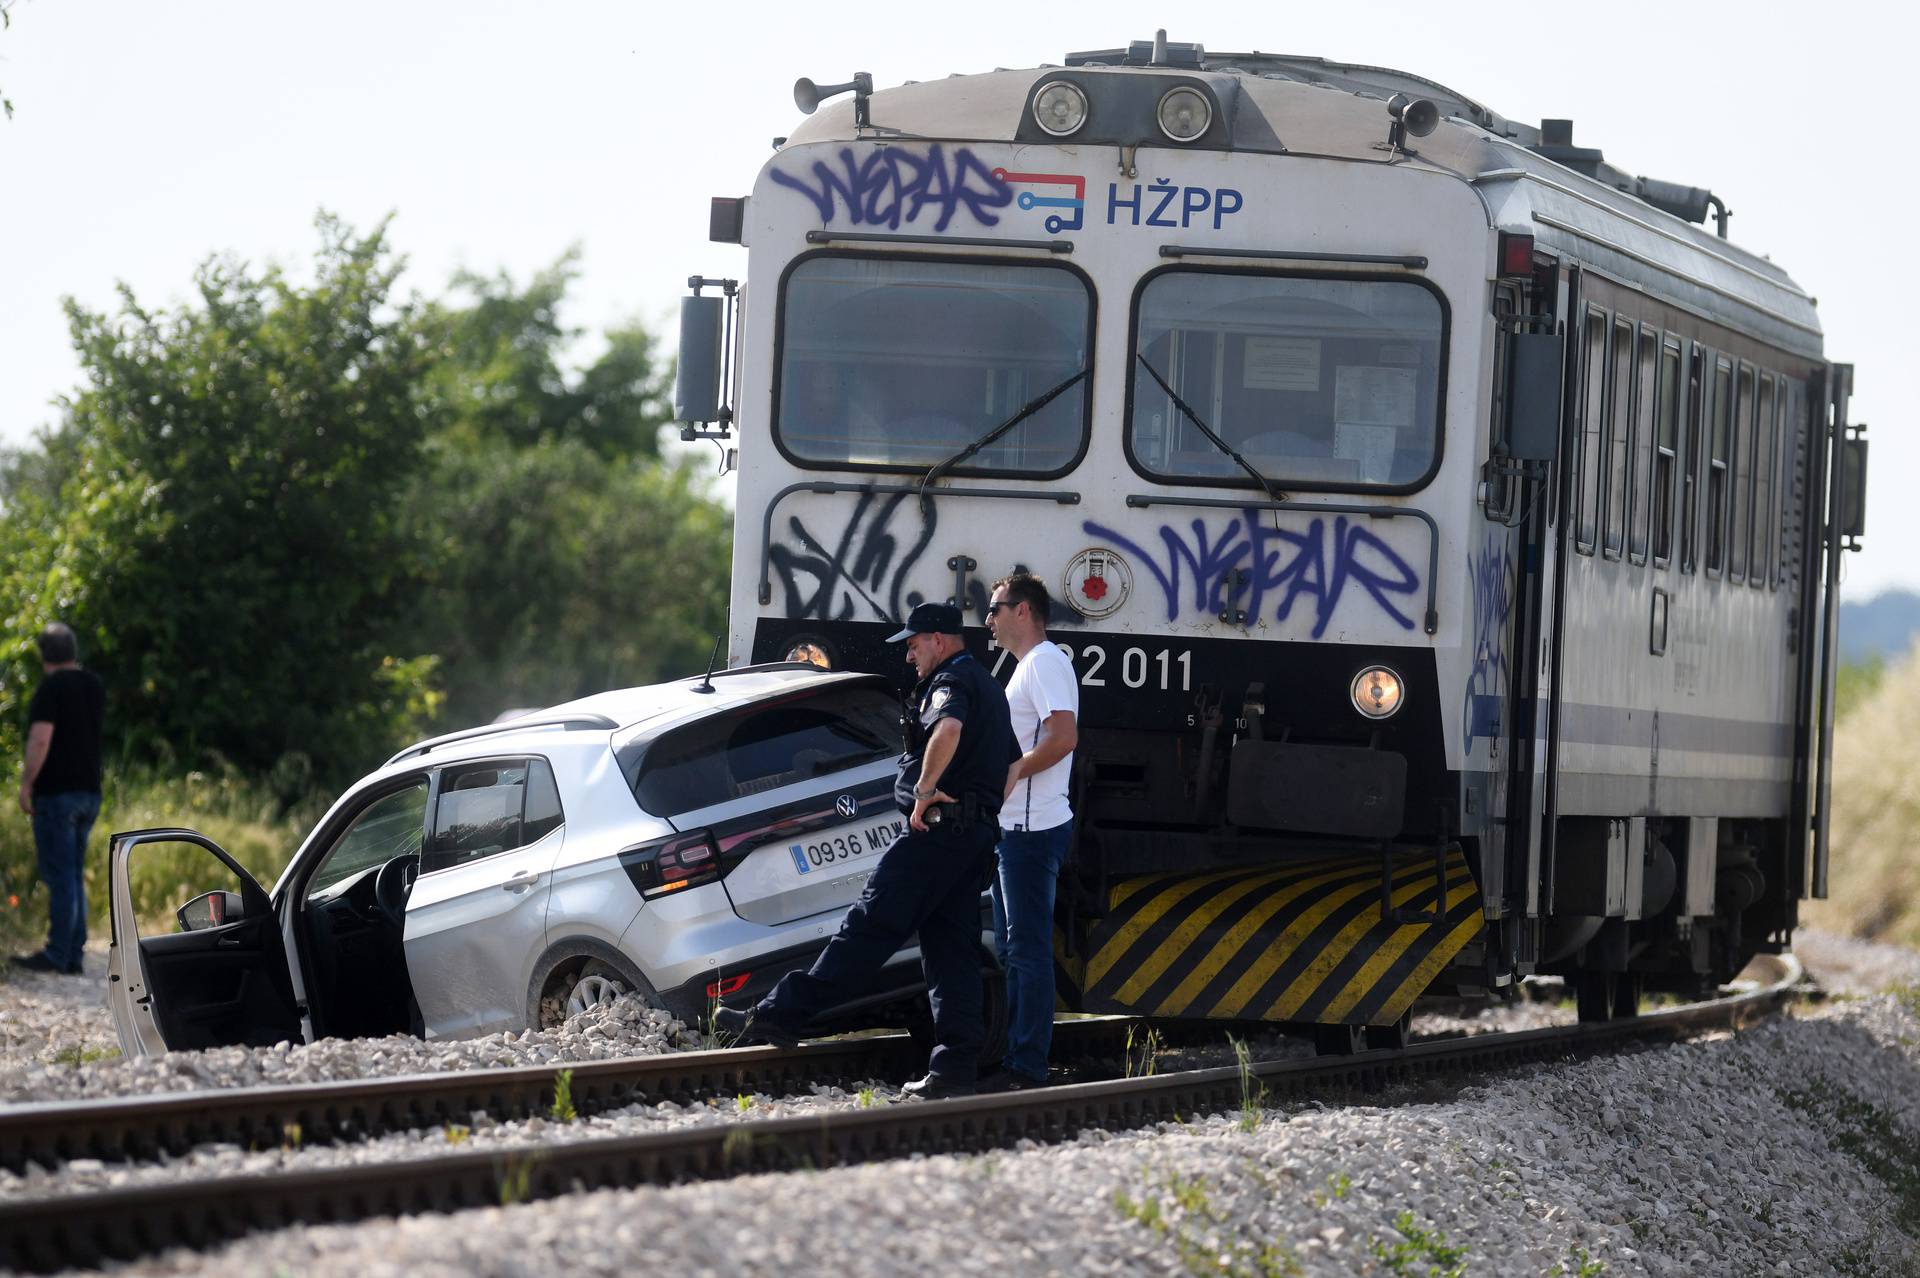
[754,816,996,1082]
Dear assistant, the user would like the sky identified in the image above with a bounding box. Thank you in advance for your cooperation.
[2,0,1914,597]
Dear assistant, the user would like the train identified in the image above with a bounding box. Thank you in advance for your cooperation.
[672,34,1868,1048]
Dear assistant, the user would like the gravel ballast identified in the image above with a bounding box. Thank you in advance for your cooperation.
[4,930,1918,1275]
[54,990,1920,1278]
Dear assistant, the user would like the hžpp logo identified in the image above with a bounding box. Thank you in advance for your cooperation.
[835,794,859,819]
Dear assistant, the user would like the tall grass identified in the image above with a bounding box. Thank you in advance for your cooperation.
[0,764,319,955]
[1809,641,1920,949]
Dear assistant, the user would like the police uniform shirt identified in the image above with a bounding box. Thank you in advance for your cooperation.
[898,651,1018,816]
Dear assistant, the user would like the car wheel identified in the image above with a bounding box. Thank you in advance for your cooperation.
[540,960,633,1029]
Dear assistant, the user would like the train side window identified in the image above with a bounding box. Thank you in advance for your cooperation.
[1729,364,1755,580]
[1706,358,1732,576]
[1751,373,1776,587]
[1575,310,1607,554]
[1628,326,1658,564]
[1652,339,1681,567]
[1602,317,1633,558]
[1681,344,1705,574]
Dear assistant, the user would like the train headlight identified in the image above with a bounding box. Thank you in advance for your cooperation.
[1032,81,1089,137]
[1350,665,1405,720]
[1156,87,1211,143]
[784,640,833,670]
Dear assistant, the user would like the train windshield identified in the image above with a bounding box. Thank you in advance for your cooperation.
[1130,271,1446,490]
[775,255,1091,475]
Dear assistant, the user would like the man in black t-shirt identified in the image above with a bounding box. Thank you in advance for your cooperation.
[14,623,106,976]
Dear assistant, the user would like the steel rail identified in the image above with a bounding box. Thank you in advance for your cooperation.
[0,1017,1150,1174]
[0,959,1798,1274]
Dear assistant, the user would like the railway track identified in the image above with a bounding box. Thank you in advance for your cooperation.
[0,1015,1166,1174]
[0,958,1799,1273]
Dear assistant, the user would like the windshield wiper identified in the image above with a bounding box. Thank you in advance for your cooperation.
[1135,353,1288,505]
[916,366,1090,514]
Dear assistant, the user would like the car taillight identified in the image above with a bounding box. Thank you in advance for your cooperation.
[705,972,752,998]
[619,831,723,900]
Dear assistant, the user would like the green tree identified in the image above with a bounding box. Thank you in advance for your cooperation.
[403,256,725,728]
[0,215,441,779]
[1,1,16,121]
[422,255,670,459]
[409,438,729,727]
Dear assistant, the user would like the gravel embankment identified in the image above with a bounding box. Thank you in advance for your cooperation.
[5,929,1917,1275]
[44,989,1920,1278]
[0,943,701,1105]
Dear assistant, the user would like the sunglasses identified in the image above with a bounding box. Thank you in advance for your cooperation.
[985,600,1022,617]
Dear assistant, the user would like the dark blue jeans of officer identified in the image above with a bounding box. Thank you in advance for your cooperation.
[752,817,996,1083]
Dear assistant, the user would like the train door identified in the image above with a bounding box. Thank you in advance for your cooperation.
[1520,260,1582,944]
[1474,249,1566,977]
[1798,362,1863,899]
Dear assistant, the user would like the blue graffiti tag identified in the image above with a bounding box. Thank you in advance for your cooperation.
[770,145,1014,232]
[1081,512,1419,638]
[1460,534,1515,751]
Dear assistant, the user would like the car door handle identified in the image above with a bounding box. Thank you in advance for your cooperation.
[500,870,540,893]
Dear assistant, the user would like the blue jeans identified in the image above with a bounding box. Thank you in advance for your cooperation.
[31,790,99,970]
[991,819,1071,1081]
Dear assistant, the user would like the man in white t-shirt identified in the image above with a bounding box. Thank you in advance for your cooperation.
[982,572,1079,1089]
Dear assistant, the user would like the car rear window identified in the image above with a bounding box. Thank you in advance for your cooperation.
[626,684,901,817]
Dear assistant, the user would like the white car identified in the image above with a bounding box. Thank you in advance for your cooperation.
[106,664,1005,1056]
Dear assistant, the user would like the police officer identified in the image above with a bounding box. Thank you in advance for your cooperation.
[714,602,1015,1098]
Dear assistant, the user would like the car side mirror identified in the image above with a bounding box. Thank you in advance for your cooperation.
[177,889,245,932]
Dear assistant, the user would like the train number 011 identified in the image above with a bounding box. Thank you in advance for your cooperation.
[1052,643,1191,691]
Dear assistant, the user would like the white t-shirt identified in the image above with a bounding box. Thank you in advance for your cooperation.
[1005,639,1079,831]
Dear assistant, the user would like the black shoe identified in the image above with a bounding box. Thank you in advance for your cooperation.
[712,1004,801,1049]
[9,953,63,974]
[900,1072,976,1101]
[978,1069,1048,1093]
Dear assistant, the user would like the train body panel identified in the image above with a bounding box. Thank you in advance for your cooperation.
[685,41,1862,1030]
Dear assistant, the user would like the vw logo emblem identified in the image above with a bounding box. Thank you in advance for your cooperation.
[834,794,859,819]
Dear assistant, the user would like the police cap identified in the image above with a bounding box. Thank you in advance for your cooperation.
[885,601,964,643]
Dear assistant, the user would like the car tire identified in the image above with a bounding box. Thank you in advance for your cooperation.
[530,945,658,1031]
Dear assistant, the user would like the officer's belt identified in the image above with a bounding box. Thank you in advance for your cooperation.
[924,792,990,832]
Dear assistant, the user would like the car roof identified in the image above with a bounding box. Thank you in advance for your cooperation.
[378,663,888,771]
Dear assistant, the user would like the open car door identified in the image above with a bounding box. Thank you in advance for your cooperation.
[106,828,302,1056]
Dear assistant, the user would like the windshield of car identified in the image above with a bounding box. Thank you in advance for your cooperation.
[306,781,428,899]
[623,684,902,817]
[775,255,1091,475]
[1130,270,1446,490]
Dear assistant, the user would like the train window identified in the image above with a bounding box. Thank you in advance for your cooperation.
[1751,374,1776,586]
[1575,312,1607,554]
[1127,270,1446,491]
[1706,358,1732,575]
[1729,365,1755,580]
[1602,318,1633,558]
[773,255,1091,476]
[1681,345,1705,573]
[1628,327,1658,563]
[1653,340,1681,566]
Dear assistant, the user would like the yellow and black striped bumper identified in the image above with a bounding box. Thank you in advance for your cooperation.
[1061,848,1481,1026]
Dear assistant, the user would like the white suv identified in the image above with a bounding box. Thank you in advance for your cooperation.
[106,665,1004,1056]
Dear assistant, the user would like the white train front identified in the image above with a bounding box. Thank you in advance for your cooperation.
[674,37,1866,1042]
